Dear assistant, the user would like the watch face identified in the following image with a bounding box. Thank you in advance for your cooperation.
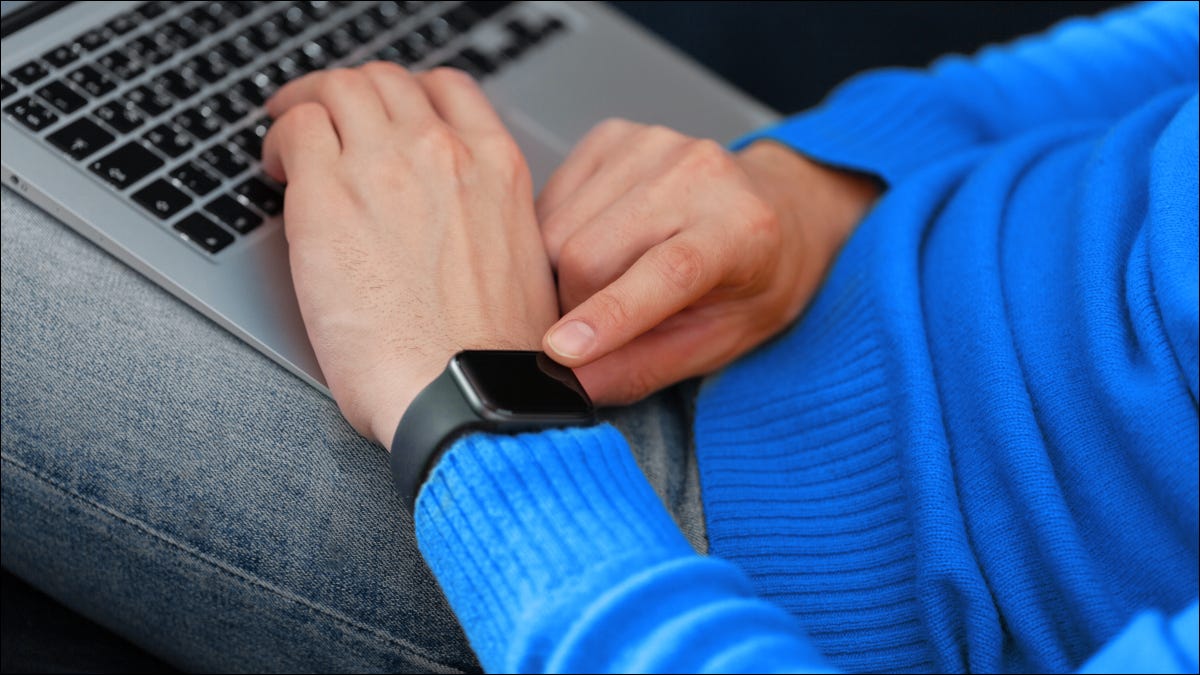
[452,350,593,419]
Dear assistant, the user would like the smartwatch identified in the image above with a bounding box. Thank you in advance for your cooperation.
[389,350,596,510]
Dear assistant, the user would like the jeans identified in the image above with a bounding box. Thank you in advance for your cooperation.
[0,186,706,673]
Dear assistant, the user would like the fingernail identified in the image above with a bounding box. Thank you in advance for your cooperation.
[548,321,595,359]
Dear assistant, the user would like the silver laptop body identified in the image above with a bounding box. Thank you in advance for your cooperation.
[1,0,777,391]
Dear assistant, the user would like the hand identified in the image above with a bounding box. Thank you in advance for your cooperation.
[262,63,559,446]
[538,120,880,405]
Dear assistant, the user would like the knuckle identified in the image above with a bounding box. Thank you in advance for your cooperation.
[592,117,636,141]
[682,138,733,175]
[655,240,705,292]
[589,288,635,333]
[616,367,658,405]
[414,121,460,153]
[741,194,780,239]
[281,102,330,133]
[360,60,403,77]
[643,124,680,143]
[427,66,474,87]
[558,237,602,282]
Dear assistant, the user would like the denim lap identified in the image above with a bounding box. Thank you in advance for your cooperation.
[0,187,703,672]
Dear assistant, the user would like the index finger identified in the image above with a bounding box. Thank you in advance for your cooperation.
[543,229,730,367]
[417,68,507,137]
[261,102,340,184]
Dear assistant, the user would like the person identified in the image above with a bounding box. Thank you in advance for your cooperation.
[1,1,1196,672]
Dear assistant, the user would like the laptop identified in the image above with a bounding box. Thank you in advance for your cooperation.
[1,0,776,392]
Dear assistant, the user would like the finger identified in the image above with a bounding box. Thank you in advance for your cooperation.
[555,185,684,312]
[543,229,732,367]
[535,118,641,223]
[417,67,507,137]
[266,68,388,148]
[572,312,735,405]
[540,130,685,266]
[261,102,340,184]
[358,61,438,124]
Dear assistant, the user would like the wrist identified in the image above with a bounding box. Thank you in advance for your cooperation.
[736,140,880,257]
[735,140,881,315]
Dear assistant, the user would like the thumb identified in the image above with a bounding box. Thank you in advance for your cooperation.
[570,313,734,405]
[542,233,726,368]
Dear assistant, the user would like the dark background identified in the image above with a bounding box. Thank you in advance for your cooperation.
[1,1,1123,672]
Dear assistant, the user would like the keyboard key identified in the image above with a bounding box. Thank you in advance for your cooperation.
[143,124,194,158]
[1,77,15,101]
[11,60,49,85]
[150,71,201,101]
[89,142,163,189]
[298,1,337,20]
[171,161,222,196]
[187,53,234,85]
[97,50,145,81]
[76,27,113,52]
[444,4,482,32]
[175,212,235,253]
[133,179,193,219]
[234,176,284,215]
[369,2,407,28]
[47,117,115,160]
[318,27,357,59]
[200,144,251,178]
[538,16,566,39]
[93,99,146,134]
[105,13,139,36]
[159,19,201,50]
[185,5,229,34]
[205,194,262,233]
[128,35,171,65]
[204,92,254,124]
[235,72,278,106]
[66,65,116,97]
[127,85,175,116]
[416,16,455,49]
[4,96,58,131]
[274,53,307,82]
[218,36,259,67]
[136,1,169,21]
[456,47,497,77]
[466,1,511,19]
[175,107,225,140]
[296,41,331,72]
[348,11,381,43]
[43,42,83,68]
[248,16,288,51]
[36,80,87,114]
[394,33,431,63]
[230,119,270,158]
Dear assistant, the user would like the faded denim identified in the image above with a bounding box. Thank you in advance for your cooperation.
[0,186,704,673]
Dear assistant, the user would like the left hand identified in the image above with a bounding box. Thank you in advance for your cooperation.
[261,63,559,447]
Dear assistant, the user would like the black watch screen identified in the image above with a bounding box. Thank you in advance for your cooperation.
[450,350,594,420]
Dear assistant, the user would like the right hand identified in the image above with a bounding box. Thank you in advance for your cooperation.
[538,120,880,405]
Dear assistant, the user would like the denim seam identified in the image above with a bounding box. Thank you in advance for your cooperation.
[1,452,467,674]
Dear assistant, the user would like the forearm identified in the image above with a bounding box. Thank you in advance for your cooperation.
[413,424,834,673]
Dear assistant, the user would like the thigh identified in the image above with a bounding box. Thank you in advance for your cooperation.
[0,187,471,672]
[0,187,703,671]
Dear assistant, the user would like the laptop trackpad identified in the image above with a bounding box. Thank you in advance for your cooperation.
[498,106,569,193]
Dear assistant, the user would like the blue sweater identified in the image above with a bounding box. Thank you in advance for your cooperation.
[414,3,1199,672]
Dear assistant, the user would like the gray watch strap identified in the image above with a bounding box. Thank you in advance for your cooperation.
[389,366,486,512]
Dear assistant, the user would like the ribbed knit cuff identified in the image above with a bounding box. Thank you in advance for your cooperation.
[731,69,981,186]
[413,423,695,673]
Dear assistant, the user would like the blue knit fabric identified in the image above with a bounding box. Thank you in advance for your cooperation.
[414,3,1199,672]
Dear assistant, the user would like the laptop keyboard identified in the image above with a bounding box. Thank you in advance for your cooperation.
[2,1,568,255]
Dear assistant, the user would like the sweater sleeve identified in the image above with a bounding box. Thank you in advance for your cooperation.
[413,424,835,674]
[413,426,1199,674]
[733,1,1199,185]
